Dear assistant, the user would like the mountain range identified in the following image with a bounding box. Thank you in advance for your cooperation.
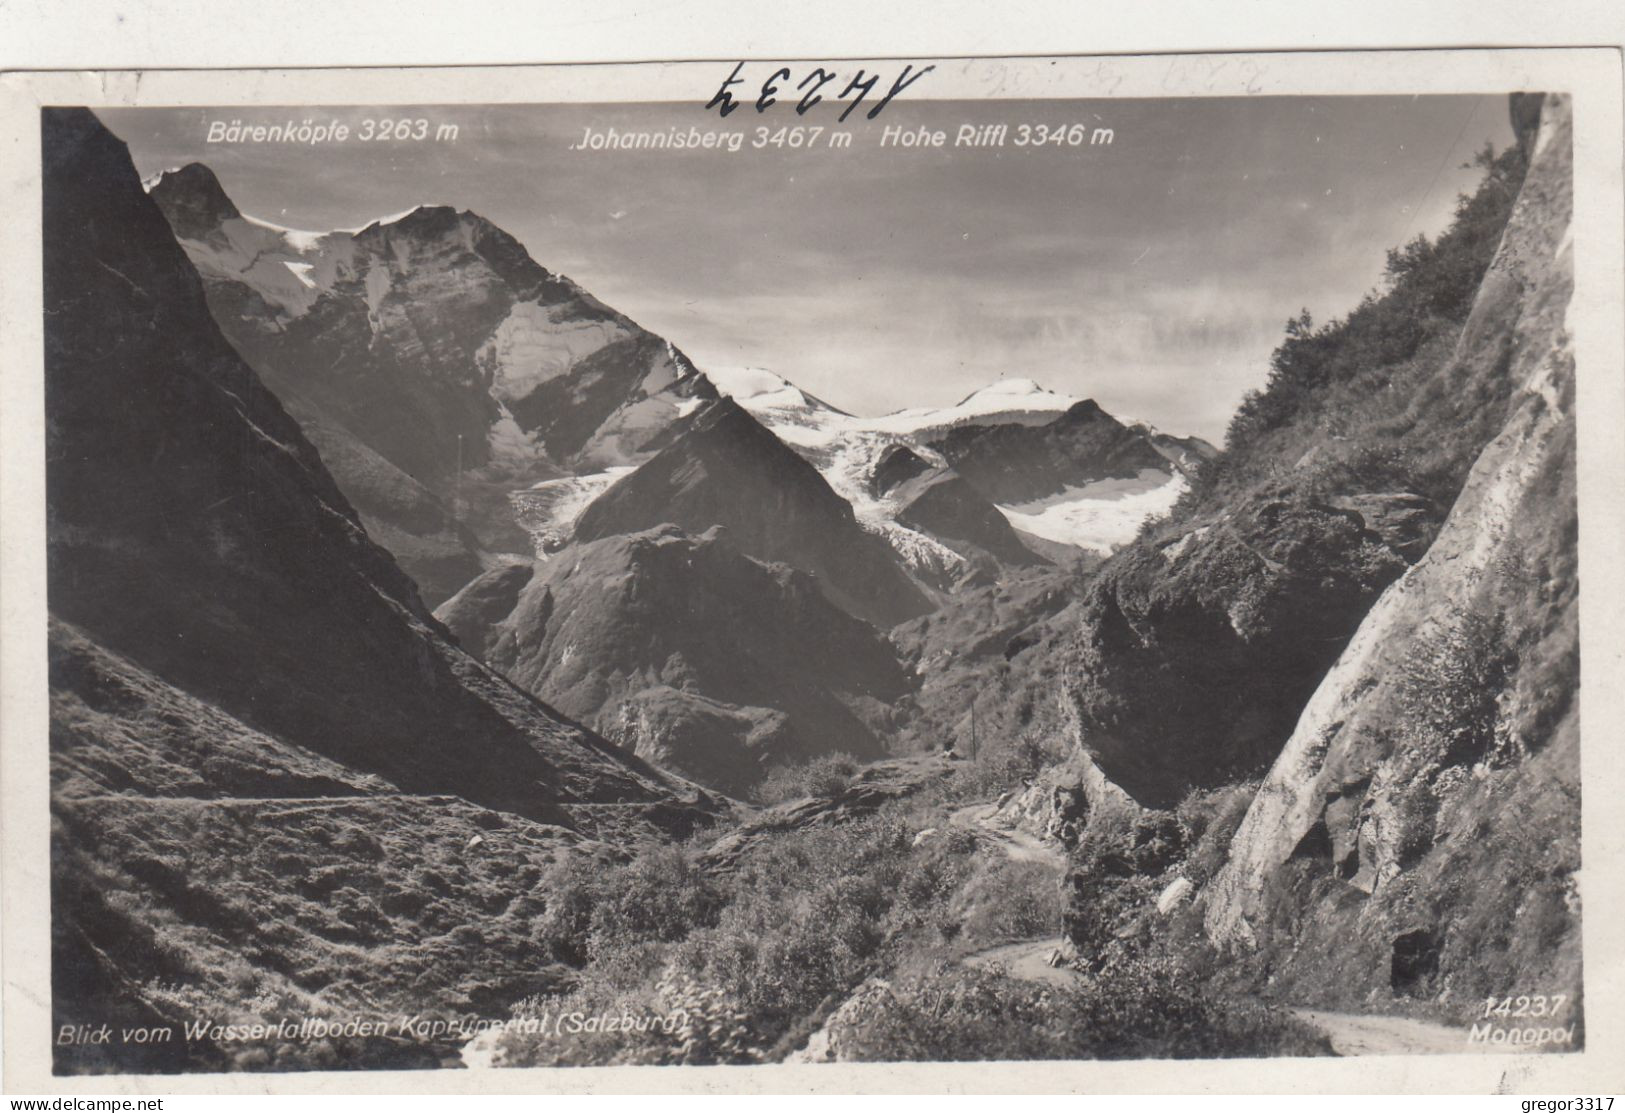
[148,163,1212,611]
[147,165,717,602]
[141,165,1214,797]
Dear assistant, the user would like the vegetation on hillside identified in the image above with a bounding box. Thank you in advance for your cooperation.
[1185,141,1530,513]
[494,769,1324,1066]
[1053,138,1533,808]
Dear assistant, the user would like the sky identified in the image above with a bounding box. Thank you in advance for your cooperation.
[100,95,1512,442]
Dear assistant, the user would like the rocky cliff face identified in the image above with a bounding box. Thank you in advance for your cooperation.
[148,163,715,600]
[1203,95,1577,1009]
[574,397,935,628]
[1065,490,1439,806]
[46,109,721,1070]
[436,525,915,796]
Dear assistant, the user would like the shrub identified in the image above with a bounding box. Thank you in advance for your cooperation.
[830,960,1330,1061]
[754,752,862,804]
[584,845,724,959]
[530,845,724,967]
[1176,781,1260,885]
[1397,603,1514,768]
[954,856,1065,947]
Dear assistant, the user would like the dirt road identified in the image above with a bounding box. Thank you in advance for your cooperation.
[947,802,1068,868]
[1290,1009,1523,1056]
[948,801,1512,1058]
[961,935,1079,988]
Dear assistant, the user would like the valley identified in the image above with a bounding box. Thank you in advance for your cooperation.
[41,89,1582,1072]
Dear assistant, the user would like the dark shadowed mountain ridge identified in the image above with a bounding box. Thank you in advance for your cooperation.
[573,396,935,627]
[45,106,716,830]
[929,399,1175,505]
[436,524,916,796]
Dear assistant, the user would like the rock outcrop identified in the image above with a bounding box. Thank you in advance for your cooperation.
[870,444,934,496]
[1140,427,1222,479]
[1204,95,1578,1009]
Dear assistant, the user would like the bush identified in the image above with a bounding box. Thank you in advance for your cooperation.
[830,959,1330,1061]
[754,752,862,804]
[954,857,1064,947]
[1397,602,1514,769]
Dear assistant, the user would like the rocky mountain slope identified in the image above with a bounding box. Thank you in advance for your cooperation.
[46,109,722,1072]
[1204,93,1578,1010]
[926,398,1171,504]
[436,525,915,796]
[1041,106,1542,811]
[148,163,715,602]
[573,396,935,628]
[931,93,1583,1035]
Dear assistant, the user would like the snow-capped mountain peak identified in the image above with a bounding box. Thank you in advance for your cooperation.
[701,365,1207,562]
[706,366,824,414]
[864,379,1084,439]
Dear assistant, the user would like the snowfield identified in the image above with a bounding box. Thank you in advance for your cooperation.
[997,468,1187,553]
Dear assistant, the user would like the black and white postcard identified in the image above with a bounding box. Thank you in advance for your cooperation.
[1,44,1622,1095]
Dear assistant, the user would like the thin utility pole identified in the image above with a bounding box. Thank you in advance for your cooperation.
[454,434,463,523]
